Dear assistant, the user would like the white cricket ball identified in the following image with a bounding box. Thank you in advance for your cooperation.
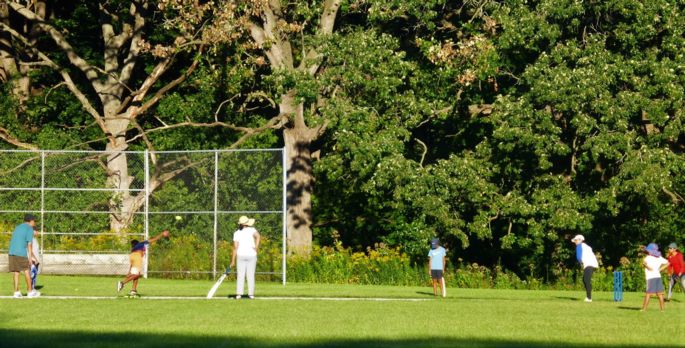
[175,215,182,221]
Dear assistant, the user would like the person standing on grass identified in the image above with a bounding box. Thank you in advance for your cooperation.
[665,242,684,301]
[117,230,169,297]
[230,215,260,299]
[428,238,447,297]
[8,214,40,298]
[641,243,669,311]
[571,235,598,302]
[29,229,41,291]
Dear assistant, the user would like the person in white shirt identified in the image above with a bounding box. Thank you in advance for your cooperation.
[30,229,41,291]
[571,235,599,302]
[641,243,669,311]
[230,216,260,299]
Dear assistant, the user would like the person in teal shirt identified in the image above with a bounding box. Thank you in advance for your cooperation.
[428,238,447,297]
[8,214,40,298]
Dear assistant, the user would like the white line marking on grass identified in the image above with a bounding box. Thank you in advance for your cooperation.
[254,296,430,302]
[0,295,430,301]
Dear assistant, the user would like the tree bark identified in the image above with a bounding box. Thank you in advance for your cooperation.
[250,0,340,255]
[280,91,327,255]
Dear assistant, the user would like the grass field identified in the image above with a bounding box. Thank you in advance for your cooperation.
[1,275,683,347]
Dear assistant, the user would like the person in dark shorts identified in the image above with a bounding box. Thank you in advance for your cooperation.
[8,214,40,298]
[428,238,447,297]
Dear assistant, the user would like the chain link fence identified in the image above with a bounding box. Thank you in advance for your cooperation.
[0,149,286,282]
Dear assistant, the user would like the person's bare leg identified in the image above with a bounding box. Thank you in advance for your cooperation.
[13,272,20,292]
[441,277,447,297]
[132,278,139,291]
[432,279,438,296]
[23,270,32,293]
[641,294,651,311]
[121,274,139,285]
[657,293,665,311]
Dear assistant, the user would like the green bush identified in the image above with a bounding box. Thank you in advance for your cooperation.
[285,244,667,292]
[287,241,423,286]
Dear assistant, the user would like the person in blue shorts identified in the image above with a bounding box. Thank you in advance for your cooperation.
[428,238,447,297]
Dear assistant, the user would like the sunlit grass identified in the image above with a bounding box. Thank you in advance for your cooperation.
[0,275,682,347]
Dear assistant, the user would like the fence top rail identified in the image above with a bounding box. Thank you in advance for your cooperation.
[0,148,284,154]
[0,210,284,215]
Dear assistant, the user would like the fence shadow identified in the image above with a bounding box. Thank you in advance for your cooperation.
[0,329,676,348]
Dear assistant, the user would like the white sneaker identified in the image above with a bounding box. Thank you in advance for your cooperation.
[13,291,22,298]
[584,298,592,303]
[28,290,41,298]
[117,281,124,292]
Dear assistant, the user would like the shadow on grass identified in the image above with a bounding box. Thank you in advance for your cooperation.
[552,296,581,301]
[617,306,641,311]
[0,330,676,348]
[415,291,436,296]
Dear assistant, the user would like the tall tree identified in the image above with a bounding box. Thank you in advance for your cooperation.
[244,0,341,254]
[0,0,281,234]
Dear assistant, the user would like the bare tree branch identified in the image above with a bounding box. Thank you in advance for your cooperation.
[135,49,203,116]
[125,114,288,146]
[299,0,341,75]
[0,21,113,143]
[415,138,428,167]
[8,2,99,82]
[0,155,40,176]
[0,127,38,149]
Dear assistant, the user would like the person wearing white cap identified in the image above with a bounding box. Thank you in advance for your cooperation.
[571,235,598,302]
[641,243,669,311]
[230,216,260,299]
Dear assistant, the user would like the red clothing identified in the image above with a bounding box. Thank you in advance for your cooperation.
[667,251,685,275]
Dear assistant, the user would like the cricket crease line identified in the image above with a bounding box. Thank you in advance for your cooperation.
[0,295,431,301]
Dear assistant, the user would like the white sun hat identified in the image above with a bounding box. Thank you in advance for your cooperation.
[238,215,255,226]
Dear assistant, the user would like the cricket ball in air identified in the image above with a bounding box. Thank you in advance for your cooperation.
[175,215,183,221]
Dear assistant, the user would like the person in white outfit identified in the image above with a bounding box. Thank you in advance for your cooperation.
[230,215,260,299]
[571,235,599,302]
[30,229,41,291]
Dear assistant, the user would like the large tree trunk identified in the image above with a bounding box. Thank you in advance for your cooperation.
[280,92,324,255]
[284,127,314,255]
[104,105,135,235]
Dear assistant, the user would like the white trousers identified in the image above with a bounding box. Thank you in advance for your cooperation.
[236,255,257,296]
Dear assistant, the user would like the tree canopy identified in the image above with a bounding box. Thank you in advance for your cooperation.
[2,0,684,279]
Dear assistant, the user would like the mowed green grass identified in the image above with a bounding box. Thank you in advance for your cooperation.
[1,276,683,347]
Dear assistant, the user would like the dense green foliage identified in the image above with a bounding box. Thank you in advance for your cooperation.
[2,0,685,283]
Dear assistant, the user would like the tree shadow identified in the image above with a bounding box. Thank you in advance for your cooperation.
[0,329,675,348]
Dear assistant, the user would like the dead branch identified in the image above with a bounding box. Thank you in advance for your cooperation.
[0,155,40,176]
[0,21,112,143]
[0,126,39,150]
[415,138,428,167]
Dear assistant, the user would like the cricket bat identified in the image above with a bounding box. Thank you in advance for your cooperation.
[206,267,231,299]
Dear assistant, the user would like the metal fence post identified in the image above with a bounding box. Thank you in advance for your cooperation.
[213,150,219,279]
[40,151,45,255]
[282,147,287,285]
[144,150,149,279]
